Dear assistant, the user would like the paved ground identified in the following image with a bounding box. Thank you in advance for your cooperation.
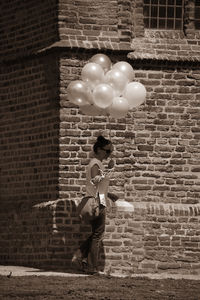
[0,265,87,278]
[0,265,200,280]
[1,266,200,300]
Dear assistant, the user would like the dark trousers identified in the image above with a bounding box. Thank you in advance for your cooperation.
[80,206,106,268]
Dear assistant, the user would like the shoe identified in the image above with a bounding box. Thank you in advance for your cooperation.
[71,249,82,263]
[72,251,89,273]
[86,267,99,275]
[72,250,84,271]
[81,259,88,272]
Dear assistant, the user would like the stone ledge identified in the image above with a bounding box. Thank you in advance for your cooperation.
[37,40,132,53]
[34,200,200,216]
[133,202,200,216]
[115,200,134,212]
[0,39,131,64]
[129,32,200,63]
[128,51,200,62]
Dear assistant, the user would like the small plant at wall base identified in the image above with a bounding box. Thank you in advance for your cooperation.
[66,54,147,118]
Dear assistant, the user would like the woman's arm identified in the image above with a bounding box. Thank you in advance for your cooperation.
[107,192,119,202]
[90,164,102,184]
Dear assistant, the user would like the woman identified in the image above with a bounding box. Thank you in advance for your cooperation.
[72,135,118,275]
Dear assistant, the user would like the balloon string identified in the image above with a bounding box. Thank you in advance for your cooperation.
[107,115,111,141]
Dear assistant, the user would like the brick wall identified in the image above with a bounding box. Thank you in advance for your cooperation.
[59,50,200,206]
[0,202,54,268]
[0,0,60,268]
[1,0,200,276]
[141,203,200,275]
[59,50,130,201]
[0,55,60,209]
[0,0,58,60]
[58,49,200,275]
[58,0,133,50]
[0,54,60,266]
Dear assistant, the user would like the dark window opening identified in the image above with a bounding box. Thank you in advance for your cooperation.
[144,0,184,30]
[195,0,200,29]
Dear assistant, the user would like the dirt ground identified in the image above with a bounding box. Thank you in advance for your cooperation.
[1,274,200,300]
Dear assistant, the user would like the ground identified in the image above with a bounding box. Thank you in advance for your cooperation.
[0,266,200,300]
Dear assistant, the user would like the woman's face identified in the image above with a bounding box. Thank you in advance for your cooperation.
[99,143,113,160]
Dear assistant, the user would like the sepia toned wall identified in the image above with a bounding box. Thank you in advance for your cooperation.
[0,0,200,275]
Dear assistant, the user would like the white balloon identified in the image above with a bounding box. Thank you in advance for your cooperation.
[105,69,128,96]
[123,82,146,108]
[112,61,134,82]
[107,96,129,118]
[93,83,114,109]
[81,62,104,90]
[67,80,93,106]
[90,54,112,73]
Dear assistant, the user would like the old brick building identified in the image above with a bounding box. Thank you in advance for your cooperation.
[0,0,200,276]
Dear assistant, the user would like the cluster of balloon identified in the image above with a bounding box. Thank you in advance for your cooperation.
[67,54,146,118]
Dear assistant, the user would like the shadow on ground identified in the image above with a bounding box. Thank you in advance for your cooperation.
[1,274,200,300]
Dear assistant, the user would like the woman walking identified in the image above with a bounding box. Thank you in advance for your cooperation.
[72,135,118,275]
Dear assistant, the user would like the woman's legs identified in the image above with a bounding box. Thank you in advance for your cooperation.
[80,206,106,271]
[90,207,106,270]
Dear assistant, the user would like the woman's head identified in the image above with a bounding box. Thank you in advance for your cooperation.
[93,135,113,160]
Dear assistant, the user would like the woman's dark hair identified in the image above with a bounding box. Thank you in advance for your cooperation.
[93,135,111,154]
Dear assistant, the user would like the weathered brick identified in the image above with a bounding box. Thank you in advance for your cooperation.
[158,263,181,270]
[1,0,200,278]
